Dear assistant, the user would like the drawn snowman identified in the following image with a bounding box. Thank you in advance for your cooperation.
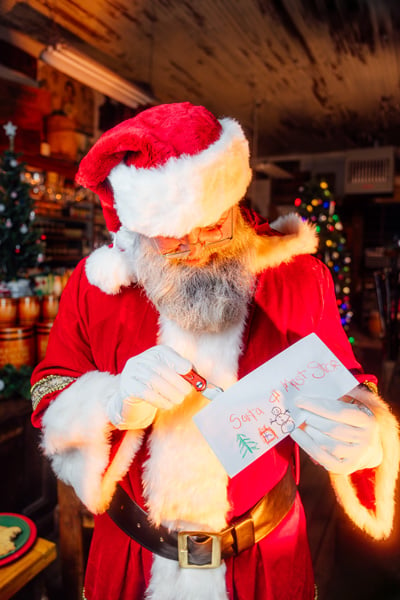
[270,406,295,434]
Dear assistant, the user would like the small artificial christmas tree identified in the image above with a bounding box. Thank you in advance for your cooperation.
[294,179,354,334]
[0,122,43,284]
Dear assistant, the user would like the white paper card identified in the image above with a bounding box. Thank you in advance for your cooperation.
[193,333,359,477]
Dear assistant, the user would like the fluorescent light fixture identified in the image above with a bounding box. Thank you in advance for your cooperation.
[253,161,293,179]
[40,43,156,108]
[0,64,40,88]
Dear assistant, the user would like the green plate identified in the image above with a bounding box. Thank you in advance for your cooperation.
[0,513,35,561]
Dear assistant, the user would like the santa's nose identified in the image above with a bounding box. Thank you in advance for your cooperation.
[187,226,224,246]
[185,243,206,261]
[186,227,202,245]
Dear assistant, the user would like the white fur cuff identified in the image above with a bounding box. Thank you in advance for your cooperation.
[330,386,400,539]
[42,371,143,513]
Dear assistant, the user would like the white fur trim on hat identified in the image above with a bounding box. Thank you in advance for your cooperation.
[108,118,252,238]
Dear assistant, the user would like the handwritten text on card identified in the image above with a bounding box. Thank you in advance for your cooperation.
[193,334,359,477]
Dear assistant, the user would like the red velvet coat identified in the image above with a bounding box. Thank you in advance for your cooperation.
[31,217,399,600]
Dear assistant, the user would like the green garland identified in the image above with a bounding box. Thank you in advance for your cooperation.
[0,364,33,400]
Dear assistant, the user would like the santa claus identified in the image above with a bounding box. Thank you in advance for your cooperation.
[31,102,399,600]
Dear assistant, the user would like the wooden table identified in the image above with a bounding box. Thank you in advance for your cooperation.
[0,537,57,599]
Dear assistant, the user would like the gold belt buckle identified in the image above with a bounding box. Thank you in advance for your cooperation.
[177,531,221,568]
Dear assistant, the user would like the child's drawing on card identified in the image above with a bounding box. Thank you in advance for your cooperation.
[270,406,295,434]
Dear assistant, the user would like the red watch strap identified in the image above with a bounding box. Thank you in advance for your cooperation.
[180,368,207,392]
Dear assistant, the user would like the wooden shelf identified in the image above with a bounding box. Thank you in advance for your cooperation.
[23,154,78,180]
[23,156,108,269]
[36,214,89,225]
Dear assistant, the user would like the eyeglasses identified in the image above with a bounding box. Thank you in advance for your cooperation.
[152,208,234,258]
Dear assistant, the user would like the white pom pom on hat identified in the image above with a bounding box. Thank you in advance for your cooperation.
[84,241,134,295]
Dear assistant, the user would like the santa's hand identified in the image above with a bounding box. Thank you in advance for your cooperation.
[290,395,383,475]
[107,345,193,430]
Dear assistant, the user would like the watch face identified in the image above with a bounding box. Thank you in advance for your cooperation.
[0,513,37,566]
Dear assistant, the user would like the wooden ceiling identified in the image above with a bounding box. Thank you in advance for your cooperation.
[2,0,400,159]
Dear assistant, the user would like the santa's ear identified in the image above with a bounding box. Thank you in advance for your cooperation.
[85,244,135,294]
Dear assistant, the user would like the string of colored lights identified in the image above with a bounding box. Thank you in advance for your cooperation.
[294,180,355,343]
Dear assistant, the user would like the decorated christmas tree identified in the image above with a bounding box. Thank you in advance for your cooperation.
[0,122,43,283]
[294,179,353,333]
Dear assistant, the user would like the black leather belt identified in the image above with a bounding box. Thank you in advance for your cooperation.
[107,466,297,568]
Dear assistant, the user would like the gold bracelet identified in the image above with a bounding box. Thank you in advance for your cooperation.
[361,380,378,395]
[31,375,77,411]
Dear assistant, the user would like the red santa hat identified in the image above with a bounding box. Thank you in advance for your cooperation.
[76,102,252,239]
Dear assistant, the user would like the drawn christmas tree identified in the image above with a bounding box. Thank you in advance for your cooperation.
[236,433,259,458]
[294,179,353,333]
[0,122,43,282]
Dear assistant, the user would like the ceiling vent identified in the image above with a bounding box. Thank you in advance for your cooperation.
[344,146,394,195]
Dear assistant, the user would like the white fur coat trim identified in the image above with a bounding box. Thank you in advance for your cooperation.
[41,370,143,513]
[329,386,400,539]
[145,556,228,600]
[108,117,252,239]
[141,315,245,600]
[248,213,318,274]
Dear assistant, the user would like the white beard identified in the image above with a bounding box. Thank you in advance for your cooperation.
[117,226,256,333]
[119,225,254,333]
